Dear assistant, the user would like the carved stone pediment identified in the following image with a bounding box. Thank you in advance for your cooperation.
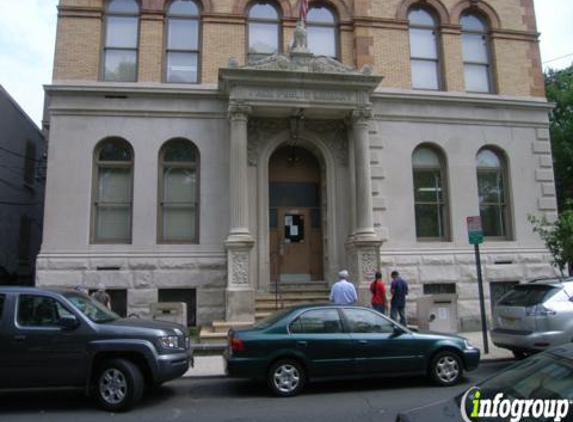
[230,52,371,76]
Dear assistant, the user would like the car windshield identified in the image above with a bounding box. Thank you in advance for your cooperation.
[64,292,119,323]
[252,307,293,329]
[498,285,560,307]
[479,352,573,400]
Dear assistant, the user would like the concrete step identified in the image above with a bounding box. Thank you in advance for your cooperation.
[256,299,327,311]
[270,281,329,293]
[256,293,329,301]
[199,327,229,344]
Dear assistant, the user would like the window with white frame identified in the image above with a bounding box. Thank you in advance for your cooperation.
[408,7,441,90]
[307,4,337,58]
[92,138,133,243]
[166,0,201,83]
[476,148,510,238]
[158,139,199,243]
[247,1,280,63]
[412,146,449,240]
[103,0,139,82]
[461,13,492,93]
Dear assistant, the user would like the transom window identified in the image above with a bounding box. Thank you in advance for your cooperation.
[158,139,199,243]
[307,4,337,58]
[92,138,133,243]
[166,0,201,83]
[103,0,139,82]
[476,148,510,239]
[412,146,449,240]
[247,1,280,63]
[408,7,441,90]
[461,13,492,93]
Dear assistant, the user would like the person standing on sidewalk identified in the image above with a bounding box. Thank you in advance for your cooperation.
[329,270,357,305]
[390,270,408,326]
[370,271,387,315]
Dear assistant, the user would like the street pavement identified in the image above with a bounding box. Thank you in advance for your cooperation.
[184,330,514,378]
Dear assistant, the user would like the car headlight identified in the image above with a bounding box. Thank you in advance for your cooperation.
[159,335,180,349]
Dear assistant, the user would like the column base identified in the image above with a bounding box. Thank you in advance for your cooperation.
[346,237,383,306]
[225,237,255,322]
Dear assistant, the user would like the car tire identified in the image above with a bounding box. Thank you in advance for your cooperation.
[267,359,306,397]
[429,351,463,386]
[94,359,144,412]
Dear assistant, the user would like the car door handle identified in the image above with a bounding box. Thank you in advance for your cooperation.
[296,341,308,348]
[358,340,368,345]
[13,335,26,342]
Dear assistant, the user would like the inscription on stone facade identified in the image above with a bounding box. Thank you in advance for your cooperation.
[247,88,355,104]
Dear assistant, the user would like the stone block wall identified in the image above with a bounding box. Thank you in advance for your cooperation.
[379,250,558,331]
[36,255,226,325]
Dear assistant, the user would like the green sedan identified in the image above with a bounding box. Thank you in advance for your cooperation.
[224,304,480,396]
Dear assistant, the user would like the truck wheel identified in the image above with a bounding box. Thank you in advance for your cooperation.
[94,359,144,412]
[267,359,306,397]
[429,351,463,386]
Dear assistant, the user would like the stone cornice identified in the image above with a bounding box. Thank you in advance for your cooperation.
[57,5,102,19]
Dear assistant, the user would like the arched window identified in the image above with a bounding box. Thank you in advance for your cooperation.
[158,139,199,243]
[476,148,510,238]
[461,13,492,93]
[408,7,441,90]
[307,4,337,58]
[247,1,280,63]
[92,138,133,243]
[166,0,201,83]
[103,0,139,82]
[412,146,449,240]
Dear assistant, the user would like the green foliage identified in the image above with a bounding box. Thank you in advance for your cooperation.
[545,66,573,209]
[528,203,573,275]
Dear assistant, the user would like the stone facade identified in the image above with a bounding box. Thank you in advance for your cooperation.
[40,0,557,329]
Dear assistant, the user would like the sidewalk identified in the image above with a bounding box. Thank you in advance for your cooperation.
[184,331,514,378]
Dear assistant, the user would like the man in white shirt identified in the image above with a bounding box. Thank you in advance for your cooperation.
[329,269,358,305]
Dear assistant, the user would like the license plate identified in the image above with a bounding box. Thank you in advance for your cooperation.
[502,317,519,327]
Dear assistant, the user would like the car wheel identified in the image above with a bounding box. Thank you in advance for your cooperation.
[429,351,463,386]
[94,359,144,412]
[267,359,306,397]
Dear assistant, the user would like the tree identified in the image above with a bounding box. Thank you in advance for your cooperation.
[528,205,573,276]
[545,65,573,210]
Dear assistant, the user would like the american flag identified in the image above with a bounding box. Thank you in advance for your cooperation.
[300,0,309,22]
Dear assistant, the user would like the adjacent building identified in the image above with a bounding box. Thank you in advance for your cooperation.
[39,0,557,330]
[0,85,47,286]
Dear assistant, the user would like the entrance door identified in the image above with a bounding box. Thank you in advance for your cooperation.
[269,146,323,283]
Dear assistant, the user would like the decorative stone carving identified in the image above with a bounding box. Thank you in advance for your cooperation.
[241,53,368,76]
[230,250,249,285]
[361,248,379,280]
[247,118,348,167]
[292,20,309,53]
[350,107,373,126]
[228,100,252,121]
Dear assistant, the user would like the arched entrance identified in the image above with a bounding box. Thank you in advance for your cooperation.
[269,145,323,283]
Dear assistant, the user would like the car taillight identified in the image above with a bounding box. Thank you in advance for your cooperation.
[525,305,556,316]
[229,336,245,352]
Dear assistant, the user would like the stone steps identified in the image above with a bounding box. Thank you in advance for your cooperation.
[198,282,330,344]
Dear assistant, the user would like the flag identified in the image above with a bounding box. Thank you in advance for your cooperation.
[300,0,309,22]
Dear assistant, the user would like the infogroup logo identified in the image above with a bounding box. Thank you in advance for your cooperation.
[460,387,571,422]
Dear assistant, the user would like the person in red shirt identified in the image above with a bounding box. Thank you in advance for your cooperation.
[370,271,387,315]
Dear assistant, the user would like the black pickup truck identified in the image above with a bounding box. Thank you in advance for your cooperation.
[0,286,193,411]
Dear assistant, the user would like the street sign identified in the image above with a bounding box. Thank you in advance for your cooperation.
[467,216,483,245]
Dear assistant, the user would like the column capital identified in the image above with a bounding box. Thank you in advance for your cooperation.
[228,100,252,121]
[350,106,373,126]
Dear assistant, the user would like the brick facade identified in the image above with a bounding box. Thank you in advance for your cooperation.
[53,0,544,97]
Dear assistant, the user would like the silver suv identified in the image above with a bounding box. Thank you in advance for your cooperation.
[491,277,573,358]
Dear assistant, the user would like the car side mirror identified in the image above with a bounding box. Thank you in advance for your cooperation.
[59,314,80,330]
[392,325,405,336]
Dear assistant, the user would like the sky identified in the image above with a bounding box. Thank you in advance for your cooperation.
[0,0,572,128]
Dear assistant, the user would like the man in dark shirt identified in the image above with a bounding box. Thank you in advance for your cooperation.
[390,270,408,326]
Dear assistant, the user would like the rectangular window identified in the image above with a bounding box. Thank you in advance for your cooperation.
[24,142,36,186]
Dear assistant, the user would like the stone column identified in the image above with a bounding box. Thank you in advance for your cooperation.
[351,106,377,240]
[347,107,382,302]
[225,100,254,322]
[227,100,253,242]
